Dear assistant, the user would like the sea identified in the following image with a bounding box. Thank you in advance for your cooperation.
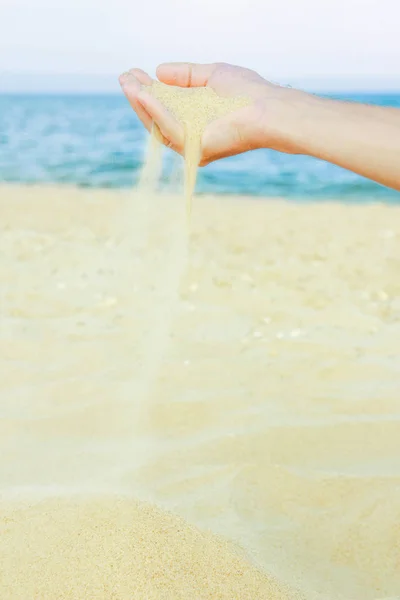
[0,92,399,201]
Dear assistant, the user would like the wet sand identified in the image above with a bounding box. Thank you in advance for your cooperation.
[1,185,400,599]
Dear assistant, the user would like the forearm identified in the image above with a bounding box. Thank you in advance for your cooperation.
[280,91,400,191]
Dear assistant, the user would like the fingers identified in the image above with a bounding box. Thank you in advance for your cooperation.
[127,68,153,86]
[156,62,216,88]
[137,91,184,152]
[119,70,152,132]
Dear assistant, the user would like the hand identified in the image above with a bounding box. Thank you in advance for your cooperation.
[119,62,302,166]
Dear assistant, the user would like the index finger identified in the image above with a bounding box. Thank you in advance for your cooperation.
[156,62,216,88]
[137,90,184,152]
[119,71,153,132]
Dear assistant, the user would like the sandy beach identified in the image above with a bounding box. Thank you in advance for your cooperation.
[1,184,399,599]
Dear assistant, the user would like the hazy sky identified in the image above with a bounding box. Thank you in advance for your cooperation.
[1,0,399,91]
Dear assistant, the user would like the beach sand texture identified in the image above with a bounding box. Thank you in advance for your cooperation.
[1,185,400,599]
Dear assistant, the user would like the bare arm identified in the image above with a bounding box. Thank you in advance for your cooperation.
[283,92,400,191]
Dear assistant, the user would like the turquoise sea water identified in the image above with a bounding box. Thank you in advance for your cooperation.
[0,92,399,200]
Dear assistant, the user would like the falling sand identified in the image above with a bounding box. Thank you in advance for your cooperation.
[114,83,252,455]
[144,80,250,213]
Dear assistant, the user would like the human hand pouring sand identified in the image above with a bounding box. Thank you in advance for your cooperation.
[120,61,400,204]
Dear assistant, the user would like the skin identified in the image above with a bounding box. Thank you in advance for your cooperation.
[119,62,400,191]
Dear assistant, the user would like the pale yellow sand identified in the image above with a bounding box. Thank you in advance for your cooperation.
[1,185,400,599]
[0,496,294,599]
[144,81,250,213]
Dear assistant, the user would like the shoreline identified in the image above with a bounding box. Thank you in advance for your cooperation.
[1,181,398,206]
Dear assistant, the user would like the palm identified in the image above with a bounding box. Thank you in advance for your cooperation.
[120,62,279,165]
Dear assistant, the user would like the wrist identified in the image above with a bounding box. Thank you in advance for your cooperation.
[259,84,318,156]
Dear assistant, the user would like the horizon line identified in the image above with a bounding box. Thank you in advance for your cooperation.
[2,71,400,94]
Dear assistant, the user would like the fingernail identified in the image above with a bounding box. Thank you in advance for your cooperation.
[119,71,132,85]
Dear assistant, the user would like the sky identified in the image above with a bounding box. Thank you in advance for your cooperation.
[1,0,399,92]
